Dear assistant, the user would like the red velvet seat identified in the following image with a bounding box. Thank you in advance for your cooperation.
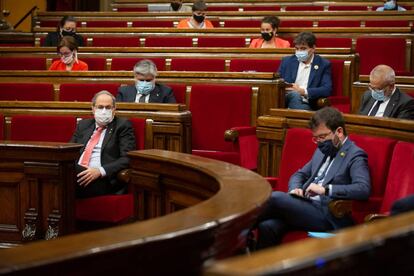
[316,38,353,48]
[111,58,165,71]
[0,83,54,101]
[170,58,225,72]
[165,83,186,104]
[207,6,240,11]
[76,117,148,223]
[59,83,120,101]
[0,114,3,140]
[365,20,409,27]
[10,115,77,142]
[243,6,281,11]
[190,84,258,169]
[356,37,407,75]
[285,6,324,11]
[85,21,127,27]
[279,20,313,27]
[81,57,107,71]
[328,6,367,11]
[318,21,360,27]
[198,37,246,48]
[132,21,173,27]
[117,7,147,11]
[328,59,350,113]
[39,20,59,27]
[229,59,281,73]
[145,37,192,47]
[223,20,261,27]
[0,57,46,70]
[91,37,140,47]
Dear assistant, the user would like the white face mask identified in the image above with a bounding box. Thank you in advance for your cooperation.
[94,108,113,126]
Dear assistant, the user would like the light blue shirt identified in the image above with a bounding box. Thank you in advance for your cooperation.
[376,6,406,11]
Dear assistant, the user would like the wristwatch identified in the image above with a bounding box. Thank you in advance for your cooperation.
[325,186,330,196]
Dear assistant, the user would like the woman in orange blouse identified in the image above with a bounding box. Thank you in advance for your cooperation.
[49,36,88,71]
[177,0,214,29]
[250,16,290,49]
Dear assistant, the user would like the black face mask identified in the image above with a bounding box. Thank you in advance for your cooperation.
[193,14,205,24]
[261,32,274,41]
[171,2,181,11]
[317,137,341,158]
[61,30,76,37]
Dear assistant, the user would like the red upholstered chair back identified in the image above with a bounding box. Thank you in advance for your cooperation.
[117,7,147,11]
[171,58,226,72]
[229,59,281,73]
[165,83,186,104]
[243,6,281,11]
[329,59,344,97]
[316,38,353,48]
[198,37,246,48]
[0,57,46,70]
[86,21,127,27]
[356,37,407,74]
[129,117,147,150]
[111,58,165,71]
[278,128,316,192]
[81,57,107,71]
[0,83,54,101]
[207,6,239,11]
[40,20,59,27]
[10,115,77,142]
[318,21,360,27]
[365,20,409,27]
[328,5,368,10]
[190,84,252,151]
[285,6,324,11]
[91,37,140,47]
[59,83,119,101]
[223,20,261,27]
[349,134,397,199]
[280,20,313,27]
[0,114,3,140]
[132,21,173,27]
[145,37,192,47]
[380,142,414,213]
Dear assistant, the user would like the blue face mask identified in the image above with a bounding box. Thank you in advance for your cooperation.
[384,0,396,10]
[295,50,309,62]
[136,80,154,95]
[371,89,388,102]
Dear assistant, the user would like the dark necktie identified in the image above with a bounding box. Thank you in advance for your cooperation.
[368,100,383,116]
[139,94,147,103]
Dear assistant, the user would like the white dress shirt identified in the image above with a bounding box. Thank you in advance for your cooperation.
[294,54,314,102]
[368,87,396,117]
[135,94,149,103]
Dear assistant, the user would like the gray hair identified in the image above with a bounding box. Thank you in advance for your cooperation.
[370,64,395,84]
[133,59,158,77]
[92,90,116,107]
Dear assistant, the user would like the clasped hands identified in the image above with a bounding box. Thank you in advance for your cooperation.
[290,183,326,198]
[77,166,102,187]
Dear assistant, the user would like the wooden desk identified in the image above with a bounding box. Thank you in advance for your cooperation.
[0,141,82,246]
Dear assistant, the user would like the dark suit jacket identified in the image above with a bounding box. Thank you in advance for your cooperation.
[288,138,371,228]
[70,117,136,194]
[278,54,332,108]
[116,83,176,103]
[43,32,84,47]
[359,88,414,120]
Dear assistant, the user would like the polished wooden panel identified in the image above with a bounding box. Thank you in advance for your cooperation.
[256,109,414,176]
[0,142,82,246]
[0,150,271,275]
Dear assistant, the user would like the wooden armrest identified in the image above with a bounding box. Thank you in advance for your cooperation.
[316,97,331,109]
[365,213,389,222]
[117,169,131,183]
[224,127,256,143]
[224,129,239,143]
[328,200,352,219]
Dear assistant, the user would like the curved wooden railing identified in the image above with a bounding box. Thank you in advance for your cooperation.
[0,149,271,275]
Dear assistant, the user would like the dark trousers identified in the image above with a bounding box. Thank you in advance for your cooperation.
[391,194,414,216]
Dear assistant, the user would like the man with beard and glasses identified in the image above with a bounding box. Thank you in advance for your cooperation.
[70,91,136,198]
[177,0,214,29]
[249,107,370,250]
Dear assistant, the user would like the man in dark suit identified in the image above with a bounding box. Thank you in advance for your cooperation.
[278,32,332,110]
[252,107,370,249]
[359,64,414,120]
[70,90,136,198]
[116,59,176,103]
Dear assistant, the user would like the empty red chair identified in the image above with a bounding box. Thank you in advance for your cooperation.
[316,38,353,48]
[165,83,186,104]
[285,6,324,11]
[132,21,173,27]
[223,20,261,27]
[0,83,54,101]
[81,57,107,71]
[198,37,246,48]
[76,117,148,224]
[85,21,127,27]
[0,114,3,140]
[229,59,281,73]
[328,59,350,113]
[365,20,409,27]
[145,37,192,47]
[111,58,165,71]
[190,84,258,169]
[328,6,367,11]
[91,37,140,47]
[10,115,77,142]
[171,58,225,72]
[243,6,281,11]
[356,37,407,75]
[0,57,46,70]
[279,20,313,27]
[318,21,360,27]
[117,7,147,11]
[59,83,120,101]
[207,6,240,11]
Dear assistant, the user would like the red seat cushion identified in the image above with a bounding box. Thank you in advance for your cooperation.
[318,21,360,27]
[92,37,140,47]
[329,59,344,97]
[223,20,261,27]
[117,7,147,11]
[76,194,134,223]
[111,58,165,71]
[279,20,313,27]
[243,6,281,11]
[79,57,107,71]
[0,83,54,101]
[285,6,324,11]
[171,58,225,72]
[132,21,173,27]
[145,37,192,47]
[10,115,77,142]
[59,83,119,101]
[0,57,46,70]
[229,59,281,73]
[198,37,246,48]
[365,20,409,27]
[328,5,367,11]
[207,6,239,11]
[166,83,186,104]
[317,38,353,48]
[86,21,127,27]
[0,114,3,139]
[129,117,146,150]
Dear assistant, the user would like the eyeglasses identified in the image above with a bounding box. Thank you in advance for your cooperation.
[311,131,333,144]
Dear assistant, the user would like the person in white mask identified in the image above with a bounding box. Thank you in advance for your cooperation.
[70,90,136,198]
[49,36,88,71]
[376,0,406,11]
[116,59,176,103]
[277,32,332,110]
